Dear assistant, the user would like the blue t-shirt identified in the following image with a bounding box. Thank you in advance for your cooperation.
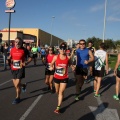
[76,48,89,68]
[41,49,46,55]
[37,46,41,52]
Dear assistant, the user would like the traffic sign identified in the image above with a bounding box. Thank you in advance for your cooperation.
[5,9,15,13]
[5,0,15,9]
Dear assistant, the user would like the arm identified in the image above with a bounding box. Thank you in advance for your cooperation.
[114,54,120,75]
[84,50,94,64]
[49,55,57,71]
[105,53,109,74]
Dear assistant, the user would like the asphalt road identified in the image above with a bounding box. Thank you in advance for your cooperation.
[0,59,120,120]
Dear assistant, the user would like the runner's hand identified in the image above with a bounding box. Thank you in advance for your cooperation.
[84,60,89,64]
[48,67,53,71]
[114,70,116,76]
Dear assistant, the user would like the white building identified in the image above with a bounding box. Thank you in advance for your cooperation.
[66,39,76,48]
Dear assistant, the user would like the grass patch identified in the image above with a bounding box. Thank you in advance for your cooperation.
[108,54,117,70]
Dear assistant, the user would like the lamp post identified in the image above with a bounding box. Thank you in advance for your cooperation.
[103,0,107,43]
[50,16,55,46]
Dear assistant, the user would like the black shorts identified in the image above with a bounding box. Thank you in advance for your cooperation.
[41,55,45,59]
[53,77,68,84]
[76,66,88,76]
[88,61,94,67]
[45,69,55,75]
[33,54,37,58]
[11,67,25,79]
[93,67,105,77]
[117,69,120,78]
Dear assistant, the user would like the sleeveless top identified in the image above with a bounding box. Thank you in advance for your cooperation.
[54,55,69,79]
[46,54,55,70]
[94,49,106,70]
[76,48,89,68]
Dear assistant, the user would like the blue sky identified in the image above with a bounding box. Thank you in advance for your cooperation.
[0,0,120,41]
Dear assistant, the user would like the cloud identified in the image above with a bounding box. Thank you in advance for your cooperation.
[107,16,120,22]
[90,4,104,12]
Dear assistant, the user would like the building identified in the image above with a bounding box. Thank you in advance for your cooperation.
[1,28,64,46]
[0,30,36,45]
[66,39,76,48]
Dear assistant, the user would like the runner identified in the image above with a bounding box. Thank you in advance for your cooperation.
[31,44,38,65]
[93,43,108,97]
[40,46,46,64]
[113,53,120,100]
[8,37,32,104]
[74,39,94,101]
[85,41,96,83]
[42,46,55,93]
[71,43,80,82]
[49,42,72,114]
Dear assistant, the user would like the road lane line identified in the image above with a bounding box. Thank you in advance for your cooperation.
[19,95,43,120]
[0,79,12,86]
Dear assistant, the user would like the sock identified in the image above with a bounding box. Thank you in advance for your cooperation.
[56,106,60,110]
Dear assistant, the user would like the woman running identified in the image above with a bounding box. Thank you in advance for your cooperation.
[113,53,120,100]
[43,47,55,93]
[49,42,72,114]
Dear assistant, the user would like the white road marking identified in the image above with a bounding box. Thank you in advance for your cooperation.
[0,79,12,86]
[19,95,43,120]
[89,73,119,120]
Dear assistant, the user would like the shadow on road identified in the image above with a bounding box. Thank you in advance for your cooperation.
[0,86,14,91]
[100,75,115,95]
[78,102,109,120]
[60,100,78,113]
[27,78,45,84]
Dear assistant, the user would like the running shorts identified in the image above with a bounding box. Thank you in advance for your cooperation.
[93,67,105,77]
[11,67,25,79]
[53,77,68,84]
[76,66,88,76]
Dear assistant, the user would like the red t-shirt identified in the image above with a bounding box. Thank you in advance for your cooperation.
[10,47,25,70]
[54,55,69,79]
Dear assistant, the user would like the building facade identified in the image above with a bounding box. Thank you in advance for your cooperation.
[1,28,64,46]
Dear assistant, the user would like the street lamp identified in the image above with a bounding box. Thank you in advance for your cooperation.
[50,16,55,46]
[103,0,107,43]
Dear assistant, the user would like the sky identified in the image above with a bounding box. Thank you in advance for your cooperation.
[0,0,120,41]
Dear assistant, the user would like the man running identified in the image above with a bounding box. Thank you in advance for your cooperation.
[8,37,32,104]
[74,39,94,100]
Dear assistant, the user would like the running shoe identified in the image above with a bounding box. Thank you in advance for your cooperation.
[113,95,119,100]
[54,109,60,114]
[12,98,21,104]
[50,89,54,94]
[46,86,50,91]
[94,94,101,97]
[75,94,80,101]
[22,83,27,93]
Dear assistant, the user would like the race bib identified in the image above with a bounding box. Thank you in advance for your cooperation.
[55,67,65,76]
[13,60,21,69]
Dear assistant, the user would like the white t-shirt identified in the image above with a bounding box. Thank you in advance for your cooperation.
[94,49,106,70]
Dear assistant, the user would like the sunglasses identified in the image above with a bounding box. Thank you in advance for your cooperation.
[79,43,85,45]
[60,47,66,50]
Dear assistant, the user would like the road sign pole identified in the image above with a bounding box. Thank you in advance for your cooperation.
[8,10,11,46]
